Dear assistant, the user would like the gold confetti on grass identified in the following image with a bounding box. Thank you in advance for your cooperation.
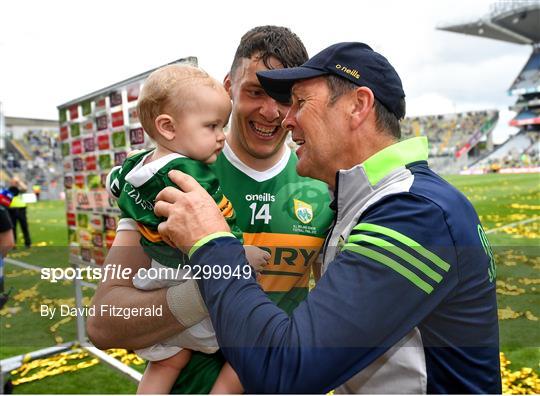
[106,349,145,366]
[510,204,540,211]
[0,306,21,317]
[499,306,523,320]
[10,350,100,385]
[495,251,540,268]
[12,285,39,303]
[7,251,31,259]
[5,269,39,278]
[499,306,539,322]
[10,348,144,386]
[518,278,540,285]
[49,317,72,333]
[497,281,526,296]
[501,352,540,394]
[4,281,93,343]
[524,311,538,321]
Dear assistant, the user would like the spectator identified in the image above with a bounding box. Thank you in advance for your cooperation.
[7,177,32,248]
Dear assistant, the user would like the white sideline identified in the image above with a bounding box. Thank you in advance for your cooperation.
[85,346,142,383]
[485,216,540,235]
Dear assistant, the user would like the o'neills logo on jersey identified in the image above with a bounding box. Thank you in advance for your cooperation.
[294,199,313,224]
[335,64,360,79]
[245,193,275,202]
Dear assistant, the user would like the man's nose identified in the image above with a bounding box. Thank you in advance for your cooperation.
[260,97,280,122]
[281,108,296,132]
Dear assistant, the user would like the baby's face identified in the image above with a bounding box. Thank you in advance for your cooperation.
[169,85,231,163]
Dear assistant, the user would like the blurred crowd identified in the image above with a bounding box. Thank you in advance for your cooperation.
[400,110,498,157]
[486,131,539,171]
[1,130,62,199]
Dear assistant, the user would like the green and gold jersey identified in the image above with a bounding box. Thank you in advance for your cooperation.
[107,149,242,268]
[211,143,334,314]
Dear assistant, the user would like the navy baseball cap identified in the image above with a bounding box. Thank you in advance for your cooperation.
[256,42,406,119]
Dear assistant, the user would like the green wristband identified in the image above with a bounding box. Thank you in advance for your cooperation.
[188,232,236,259]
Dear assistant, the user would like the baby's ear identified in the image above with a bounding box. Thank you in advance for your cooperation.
[154,114,176,141]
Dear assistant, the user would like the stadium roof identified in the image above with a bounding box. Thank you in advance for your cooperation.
[4,116,58,127]
[437,2,540,45]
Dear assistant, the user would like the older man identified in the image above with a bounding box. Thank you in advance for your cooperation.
[154,42,501,394]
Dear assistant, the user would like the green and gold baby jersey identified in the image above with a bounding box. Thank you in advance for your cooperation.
[211,143,334,314]
[107,149,242,268]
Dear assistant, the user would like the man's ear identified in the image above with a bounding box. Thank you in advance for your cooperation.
[350,87,375,130]
[154,114,176,141]
[223,73,233,98]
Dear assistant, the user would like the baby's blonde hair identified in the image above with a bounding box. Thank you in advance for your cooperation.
[137,64,223,137]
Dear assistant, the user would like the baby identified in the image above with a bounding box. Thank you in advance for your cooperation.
[106,65,268,394]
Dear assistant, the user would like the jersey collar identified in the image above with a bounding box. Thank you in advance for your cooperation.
[125,151,186,187]
[331,137,428,221]
[222,142,291,182]
[362,136,428,186]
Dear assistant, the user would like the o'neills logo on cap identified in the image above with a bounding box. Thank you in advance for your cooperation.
[335,64,360,79]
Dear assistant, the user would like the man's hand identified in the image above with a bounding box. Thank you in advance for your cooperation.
[154,170,230,253]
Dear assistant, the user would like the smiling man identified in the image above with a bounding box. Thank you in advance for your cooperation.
[224,49,289,167]
[213,30,334,316]
[154,42,501,393]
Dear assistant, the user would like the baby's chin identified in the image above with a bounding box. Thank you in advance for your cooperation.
[202,153,220,164]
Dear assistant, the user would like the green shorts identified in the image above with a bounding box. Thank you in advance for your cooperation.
[171,351,225,394]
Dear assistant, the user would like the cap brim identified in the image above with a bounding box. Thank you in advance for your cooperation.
[256,67,327,103]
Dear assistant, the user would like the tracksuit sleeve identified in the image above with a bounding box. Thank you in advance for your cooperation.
[192,193,459,393]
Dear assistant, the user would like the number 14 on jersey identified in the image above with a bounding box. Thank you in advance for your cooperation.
[249,203,272,225]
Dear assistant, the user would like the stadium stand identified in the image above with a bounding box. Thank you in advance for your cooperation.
[1,118,62,199]
[471,130,539,170]
[400,110,498,173]
[510,107,540,126]
[509,48,540,94]
[439,2,540,175]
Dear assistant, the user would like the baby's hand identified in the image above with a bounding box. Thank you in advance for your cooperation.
[244,245,270,274]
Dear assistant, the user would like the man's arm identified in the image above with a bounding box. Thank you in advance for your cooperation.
[192,196,459,393]
[87,229,187,349]
[153,174,459,393]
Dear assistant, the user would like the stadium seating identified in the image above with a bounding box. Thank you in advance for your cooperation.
[509,49,540,94]
[400,110,499,171]
[1,130,62,199]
